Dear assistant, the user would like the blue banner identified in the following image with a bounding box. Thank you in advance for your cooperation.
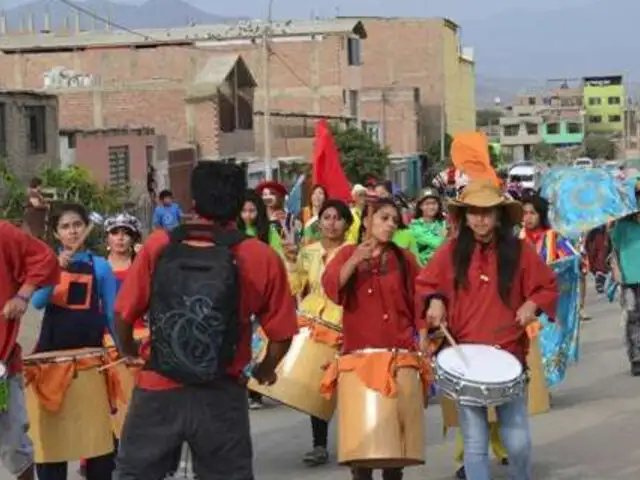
[540,167,637,239]
[538,255,581,388]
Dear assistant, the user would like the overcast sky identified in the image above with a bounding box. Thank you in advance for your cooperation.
[0,0,591,22]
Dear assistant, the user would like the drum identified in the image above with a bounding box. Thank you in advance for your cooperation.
[335,349,426,469]
[103,327,149,349]
[247,315,341,421]
[23,348,114,462]
[435,344,526,407]
[109,358,143,438]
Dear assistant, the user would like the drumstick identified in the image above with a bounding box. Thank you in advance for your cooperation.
[97,357,129,372]
[439,325,471,369]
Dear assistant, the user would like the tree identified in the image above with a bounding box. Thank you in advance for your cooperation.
[330,124,390,183]
[530,143,557,163]
[0,160,27,221]
[426,133,453,165]
[583,134,616,160]
[39,165,128,215]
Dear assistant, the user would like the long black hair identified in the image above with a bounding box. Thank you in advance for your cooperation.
[356,197,409,287]
[520,191,550,229]
[452,207,521,307]
[414,194,445,222]
[318,199,354,228]
[237,189,270,244]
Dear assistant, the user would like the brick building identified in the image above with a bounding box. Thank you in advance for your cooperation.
[0,17,475,168]
[0,90,59,182]
[354,17,476,149]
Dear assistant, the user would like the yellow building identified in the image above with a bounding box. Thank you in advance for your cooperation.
[583,75,625,134]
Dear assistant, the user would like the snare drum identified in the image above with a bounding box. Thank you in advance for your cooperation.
[23,348,114,462]
[333,349,427,469]
[435,344,526,407]
[247,314,341,421]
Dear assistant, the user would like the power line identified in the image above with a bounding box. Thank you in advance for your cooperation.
[55,0,153,40]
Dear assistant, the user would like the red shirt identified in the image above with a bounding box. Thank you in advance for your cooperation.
[322,245,425,353]
[112,269,145,330]
[416,239,558,363]
[0,222,60,374]
[115,225,298,391]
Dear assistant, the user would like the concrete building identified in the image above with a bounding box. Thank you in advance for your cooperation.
[499,82,585,161]
[583,75,625,134]
[0,90,59,182]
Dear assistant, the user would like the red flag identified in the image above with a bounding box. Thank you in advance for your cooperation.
[312,119,351,203]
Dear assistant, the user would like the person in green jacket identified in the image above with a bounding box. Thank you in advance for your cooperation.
[409,188,447,265]
[238,189,283,258]
[371,180,419,260]
[237,189,283,410]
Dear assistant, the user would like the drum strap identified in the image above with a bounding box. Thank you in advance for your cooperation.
[0,380,8,413]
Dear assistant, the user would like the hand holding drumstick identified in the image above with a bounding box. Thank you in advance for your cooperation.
[426,298,471,369]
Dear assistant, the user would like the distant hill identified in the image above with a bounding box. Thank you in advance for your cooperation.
[1,0,243,31]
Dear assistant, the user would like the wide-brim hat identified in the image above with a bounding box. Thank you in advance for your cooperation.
[255,180,287,198]
[448,179,523,224]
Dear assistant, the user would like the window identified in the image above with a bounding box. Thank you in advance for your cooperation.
[0,103,6,157]
[589,115,602,124]
[527,97,536,105]
[347,37,362,66]
[567,122,582,134]
[362,121,382,143]
[588,97,602,106]
[525,123,538,135]
[67,133,77,149]
[146,145,155,167]
[609,114,622,123]
[108,146,130,187]
[348,90,359,118]
[546,123,559,135]
[504,125,519,136]
[608,96,621,105]
[26,106,47,154]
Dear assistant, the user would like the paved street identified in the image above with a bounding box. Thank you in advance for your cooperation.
[3,291,640,479]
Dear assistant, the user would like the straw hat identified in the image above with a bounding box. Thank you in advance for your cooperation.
[448,179,523,224]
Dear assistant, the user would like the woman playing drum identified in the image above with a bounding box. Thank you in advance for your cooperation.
[283,199,353,466]
[322,197,428,480]
[30,203,118,480]
[417,180,558,480]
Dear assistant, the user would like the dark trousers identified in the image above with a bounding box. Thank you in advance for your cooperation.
[622,284,640,363]
[311,416,329,448]
[351,467,403,480]
[37,452,115,480]
[116,378,253,480]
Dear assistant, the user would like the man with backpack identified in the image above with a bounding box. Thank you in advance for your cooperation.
[113,161,297,479]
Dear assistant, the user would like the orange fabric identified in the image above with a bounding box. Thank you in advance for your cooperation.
[320,350,433,400]
[297,315,343,348]
[526,321,541,339]
[24,354,120,413]
[103,327,149,348]
[451,132,500,186]
[50,272,94,310]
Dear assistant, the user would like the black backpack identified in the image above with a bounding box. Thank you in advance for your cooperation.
[147,224,246,384]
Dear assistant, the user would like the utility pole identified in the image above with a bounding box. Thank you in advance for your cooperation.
[262,0,274,180]
[440,98,446,163]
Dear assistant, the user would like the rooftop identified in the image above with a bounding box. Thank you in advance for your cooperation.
[0,89,57,100]
[0,18,366,52]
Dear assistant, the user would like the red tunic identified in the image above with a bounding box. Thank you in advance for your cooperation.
[322,245,425,353]
[416,239,558,363]
[0,222,60,374]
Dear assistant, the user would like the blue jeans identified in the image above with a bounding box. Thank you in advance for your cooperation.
[458,395,532,480]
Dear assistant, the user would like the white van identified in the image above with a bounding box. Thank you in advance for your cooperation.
[507,162,540,191]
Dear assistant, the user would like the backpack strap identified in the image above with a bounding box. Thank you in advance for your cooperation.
[168,224,247,247]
